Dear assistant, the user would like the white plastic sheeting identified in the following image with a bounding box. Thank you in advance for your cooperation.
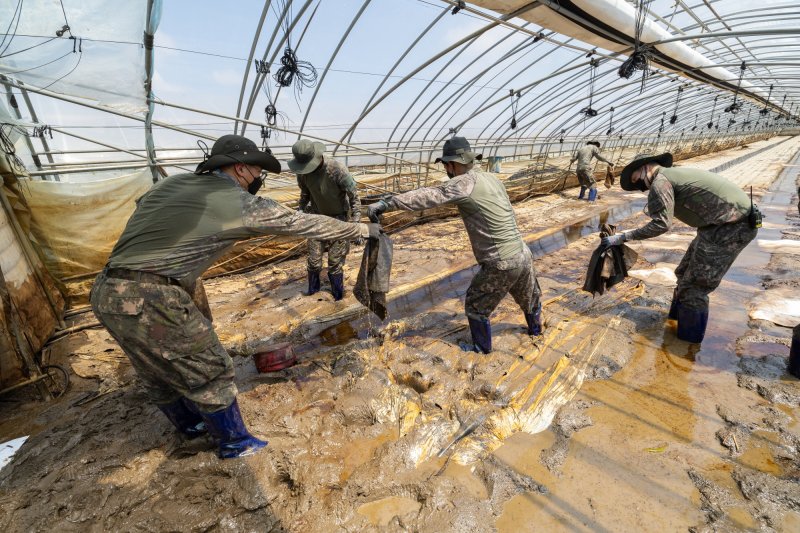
[0,0,160,113]
[628,263,678,287]
[749,287,800,327]
[0,436,28,472]
[21,169,153,278]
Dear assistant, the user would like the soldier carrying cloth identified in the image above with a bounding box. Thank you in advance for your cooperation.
[288,139,362,301]
[366,137,543,354]
[570,141,615,201]
[602,152,759,343]
[90,135,381,459]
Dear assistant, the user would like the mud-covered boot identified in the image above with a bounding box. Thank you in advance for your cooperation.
[676,304,709,343]
[578,186,587,200]
[667,289,679,320]
[156,398,207,439]
[329,272,345,301]
[305,270,321,296]
[587,187,598,202]
[524,304,543,336]
[789,325,800,378]
[201,399,267,459]
[464,317,492,354]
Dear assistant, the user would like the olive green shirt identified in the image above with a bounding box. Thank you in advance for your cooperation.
[108,171,368,285]
[626,166,751,241]
[297,159,361,220]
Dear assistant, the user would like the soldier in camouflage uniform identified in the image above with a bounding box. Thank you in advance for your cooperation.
[367,137,542,354]
[91,135,380,459]
[602,152,758,343]
[288,139,362,301]
[570,141,614,201]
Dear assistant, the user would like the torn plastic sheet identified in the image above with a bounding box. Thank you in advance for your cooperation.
[0,436,28,472]
[627,263,678,287]
[749,288,800,328]
[757,239,800,255]
[0,0,160,113]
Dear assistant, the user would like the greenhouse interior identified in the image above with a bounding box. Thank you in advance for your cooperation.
[1,0,799,531]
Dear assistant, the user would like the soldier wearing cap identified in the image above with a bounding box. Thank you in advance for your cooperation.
[602,152,758,343]
[90,135,380,459]
[570,141,615,201]
[366,137,543,354]
[288,139,362,301]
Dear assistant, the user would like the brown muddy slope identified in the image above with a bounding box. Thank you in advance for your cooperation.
[1,139,799,532]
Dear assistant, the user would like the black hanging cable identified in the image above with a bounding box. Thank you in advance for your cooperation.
[509,89,520,129]
[691,113,698,131]
[0,0,24,58]
[724,61,746,114]
[0,122,27,173]
[618,0,653,93]
[580,56,600,117]
[606,106,615,135]
[272,0,317,102]
[658,111,666,136]
[669,85,683,125]
[707,95,718,129]
[40,38,82,91]
[760,84,773,116]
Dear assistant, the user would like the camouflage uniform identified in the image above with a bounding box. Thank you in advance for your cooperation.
[297,159,361,275]
[571,145,613,188]
[92,170,368,411]
[625,166,757,311]
[386,168,541,320]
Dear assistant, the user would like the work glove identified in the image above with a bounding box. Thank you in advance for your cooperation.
[366,200,389,222]
[600,232,627,247]
[366,223,383,240]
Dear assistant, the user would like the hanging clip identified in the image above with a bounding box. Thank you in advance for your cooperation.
[451,1,466,15]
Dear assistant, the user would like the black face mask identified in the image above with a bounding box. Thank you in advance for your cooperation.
[635,178,648,192]
[248,177,264,195]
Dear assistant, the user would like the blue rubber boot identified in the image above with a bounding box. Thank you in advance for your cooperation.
[201,399,268,459]
[789,326,800,378]
[676,304,709,343]
[587,187,598,202]
[306,270,321,296]
[578,186,586,200]
[156,398,207,439]
[329,272,345,301]
[668,289,679,320]
[525,304,543,336]
[465,317,492,354]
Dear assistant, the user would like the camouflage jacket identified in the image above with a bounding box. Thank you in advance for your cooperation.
[107,171,368,285]
[626,166,751,241]
[297,159,361,221]
[571,145,612,171]
[386,169,525,268]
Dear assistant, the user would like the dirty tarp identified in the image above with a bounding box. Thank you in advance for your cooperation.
[354,234,393,320]
[20,170,153,280]
[583,224,638,296]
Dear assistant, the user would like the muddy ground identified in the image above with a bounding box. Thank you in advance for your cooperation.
[1,137,799,532]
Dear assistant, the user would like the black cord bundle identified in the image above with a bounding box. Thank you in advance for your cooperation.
[669,86,683,125]
[273,46,317,93]
[451,1,466,15]
[254,59,270,75]
[691,113,698,131]
[759,85,773,116]
[580,57,600,117]
[618,0,653,93]
[265,104,278,126]
[32,125,52,138]
[509,89,520,129]
[0,123,26,173]
[606,106,615,135]
[707,95,718,129]
[658,111,666,135]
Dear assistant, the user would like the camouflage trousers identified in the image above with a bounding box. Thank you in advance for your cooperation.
[576,167,596,188]
[465,248,542,322]
[307,238,350,275]
[90,271,236,412]
[675,220,758,310]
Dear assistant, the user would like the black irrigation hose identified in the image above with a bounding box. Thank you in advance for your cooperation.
[273,46,317,94]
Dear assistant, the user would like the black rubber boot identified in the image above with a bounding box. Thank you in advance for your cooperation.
[587,187,598,202]
[524,304,543,336]
[329,272,345,301]
[676,304,709,343]
[200,399,267,459]
[305,270,321,296]
[668,289,679,320]
[578,186,586,200]
[789,325,800,378]
[156,398,207,439]
[466,317,492,354]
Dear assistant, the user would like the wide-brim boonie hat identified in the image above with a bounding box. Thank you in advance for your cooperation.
[620,152,673,191]
[587,141,601,147]
[435,136,483,165]
[195,134,281,174]
[287,139,325,174]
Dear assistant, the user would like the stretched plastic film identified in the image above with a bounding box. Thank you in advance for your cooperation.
[20,170,153,279]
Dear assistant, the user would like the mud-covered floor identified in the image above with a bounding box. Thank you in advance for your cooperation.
[1,138,800,532]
